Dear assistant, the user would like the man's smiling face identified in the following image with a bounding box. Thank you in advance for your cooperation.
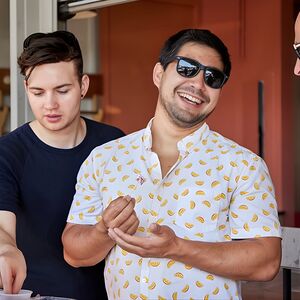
[154,42,224,129]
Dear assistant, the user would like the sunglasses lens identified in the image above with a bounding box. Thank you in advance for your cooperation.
[296,48,300,59]
[176,57,226,89]
[204,68,225,89]
[293,44,300,59]
[177,59,199,77]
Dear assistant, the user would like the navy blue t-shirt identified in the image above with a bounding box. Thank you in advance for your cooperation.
[0,117,124,300]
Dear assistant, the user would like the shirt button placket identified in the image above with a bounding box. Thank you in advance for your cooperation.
[140,258,150,298]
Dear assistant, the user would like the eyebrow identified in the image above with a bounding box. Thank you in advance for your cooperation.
[28,84,73,90]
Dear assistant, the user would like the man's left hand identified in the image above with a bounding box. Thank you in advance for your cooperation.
[108,223,177,258]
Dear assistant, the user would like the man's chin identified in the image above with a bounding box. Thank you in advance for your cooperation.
[170,112,208,128]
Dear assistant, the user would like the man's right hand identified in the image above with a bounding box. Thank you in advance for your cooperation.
[99,195,139,235]
[0,211,27,294]
[0,245,26,294]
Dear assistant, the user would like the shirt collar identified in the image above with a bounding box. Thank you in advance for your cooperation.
[142,118,154,151]
[142,118,210,153]
[177,123,209,154]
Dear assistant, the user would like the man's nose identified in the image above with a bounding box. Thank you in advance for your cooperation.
[189,70,206,89]
[44,94,58,109]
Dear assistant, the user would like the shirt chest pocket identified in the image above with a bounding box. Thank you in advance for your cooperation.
[173,185,229,241]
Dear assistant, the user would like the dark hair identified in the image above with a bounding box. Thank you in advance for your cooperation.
[17,30,83,83]
[159,29,231,80]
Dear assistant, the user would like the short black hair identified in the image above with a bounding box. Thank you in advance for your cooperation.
[18,30,83,83]
[159,29,231,80]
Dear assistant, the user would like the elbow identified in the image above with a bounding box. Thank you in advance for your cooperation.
[253,252,281,281]
[63,250,81,268]
[63,249,105,268]
[251,237,282,281]
[257,261,280,282]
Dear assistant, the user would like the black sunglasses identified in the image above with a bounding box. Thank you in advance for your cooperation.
[293,43,300,59]
[173,56,228,89]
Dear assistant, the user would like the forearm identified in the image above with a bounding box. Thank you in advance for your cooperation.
[62,221,115,267]
[169,237,281,281]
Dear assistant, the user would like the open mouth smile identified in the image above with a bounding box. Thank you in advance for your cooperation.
[178,92,204,105]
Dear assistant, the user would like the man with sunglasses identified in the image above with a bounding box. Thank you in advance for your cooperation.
[0,31,124,299]
[294,12,300,74]
[62,29,281,300]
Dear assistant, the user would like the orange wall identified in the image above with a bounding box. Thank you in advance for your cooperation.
[98,0,295,225]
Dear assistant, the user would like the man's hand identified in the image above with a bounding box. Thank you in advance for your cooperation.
[108,223,177,258]
[98,195,139,236]
[0,245,26,294]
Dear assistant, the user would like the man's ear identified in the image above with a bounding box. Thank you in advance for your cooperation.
[80,74,90,98]
[153,63,164,88]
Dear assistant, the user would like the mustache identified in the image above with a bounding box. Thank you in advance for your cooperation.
[177,86,210,102]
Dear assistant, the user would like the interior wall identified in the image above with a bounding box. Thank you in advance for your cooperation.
[67,16,99,74]
[0,0,10,133]
[67,16,100,115]
[0,0,9,68]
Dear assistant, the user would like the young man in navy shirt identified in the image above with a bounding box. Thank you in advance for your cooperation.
[0,31,123,299]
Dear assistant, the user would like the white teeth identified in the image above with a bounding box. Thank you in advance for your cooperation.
[178,92,202,104]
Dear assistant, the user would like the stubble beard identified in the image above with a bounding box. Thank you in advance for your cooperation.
[160,94,213,129]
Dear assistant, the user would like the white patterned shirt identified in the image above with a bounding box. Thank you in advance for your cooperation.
[67,120,281,300]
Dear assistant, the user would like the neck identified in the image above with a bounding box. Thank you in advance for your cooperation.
[30,117,86,149]
[151,111,203,153]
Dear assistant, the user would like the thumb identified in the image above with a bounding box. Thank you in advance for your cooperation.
[149,223,162,234]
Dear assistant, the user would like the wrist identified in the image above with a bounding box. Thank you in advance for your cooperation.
[0,243,18,256]
[165,235,182,259]
[95,216,109,234]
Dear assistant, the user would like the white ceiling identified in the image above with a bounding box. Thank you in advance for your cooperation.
[59,0,138,13]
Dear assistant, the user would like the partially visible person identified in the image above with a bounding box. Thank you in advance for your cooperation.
[294,11,300,74]
[62,29,281,300]
[0,31,124,299]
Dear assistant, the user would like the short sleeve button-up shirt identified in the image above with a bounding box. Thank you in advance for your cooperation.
[68,121,281,300]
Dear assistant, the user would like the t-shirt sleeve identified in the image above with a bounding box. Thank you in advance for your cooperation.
[0,146,20,213]
[229,154,281,239]
[67,147,105,225]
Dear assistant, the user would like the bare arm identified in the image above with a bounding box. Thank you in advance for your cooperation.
[173,234,281,281]
[62,220,114,267]
[108,223,281,281]
[62,195,139,267]
[0,211,26,293]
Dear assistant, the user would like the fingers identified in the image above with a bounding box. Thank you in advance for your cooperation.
[103,196,136,229]
[102,196,130,221]
[119,214,140,235]
[1,266,13,293]
[111,203,137,229]
[12,270,26,294]
[0,249,26,294]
